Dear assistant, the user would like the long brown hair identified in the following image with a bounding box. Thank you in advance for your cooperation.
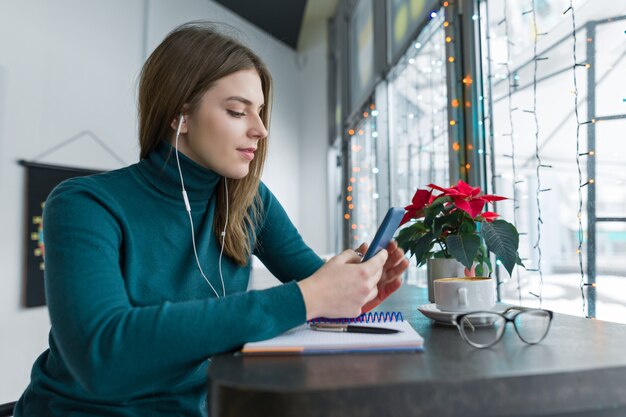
[138,22,272,266]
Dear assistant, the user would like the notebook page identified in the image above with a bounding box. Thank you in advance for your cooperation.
[242,321,423,353]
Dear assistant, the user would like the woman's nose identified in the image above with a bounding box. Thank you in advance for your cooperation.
[250,114,268,139]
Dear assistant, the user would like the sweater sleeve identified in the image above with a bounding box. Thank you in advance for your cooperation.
[253,182,325,282]
[43,179,307,398]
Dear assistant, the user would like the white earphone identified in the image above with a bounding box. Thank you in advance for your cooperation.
[175,114,228,298]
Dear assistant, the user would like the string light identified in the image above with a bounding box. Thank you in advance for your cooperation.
[501,0,523,305]
[529,0,548,308]
[564,0,588,318]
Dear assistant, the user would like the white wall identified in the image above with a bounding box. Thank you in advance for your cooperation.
[297,19,331,256]
[0,0,329,403]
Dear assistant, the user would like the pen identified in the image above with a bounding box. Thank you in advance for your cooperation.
[310,323,400,334]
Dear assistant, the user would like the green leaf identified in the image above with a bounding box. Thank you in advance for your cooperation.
[433,210,463,236]
[411,231,435,266]
[396,224,426,253]
[446,233,481,270]
[459,217,476,234]
[482,220,519,276]
[423,198,449,229]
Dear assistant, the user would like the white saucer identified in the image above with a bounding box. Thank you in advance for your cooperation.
[417,303,508,325]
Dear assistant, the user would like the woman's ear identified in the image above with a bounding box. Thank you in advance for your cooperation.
[170,114,188,134]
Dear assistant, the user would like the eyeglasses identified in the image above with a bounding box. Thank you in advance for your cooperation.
[452,307,553,349]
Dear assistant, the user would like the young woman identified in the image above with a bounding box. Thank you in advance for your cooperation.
[14,22,409,416]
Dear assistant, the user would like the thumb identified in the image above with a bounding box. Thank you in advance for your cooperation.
[354,242,368,257]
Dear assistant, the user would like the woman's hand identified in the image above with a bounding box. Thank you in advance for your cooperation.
[358,240,409,313]
[297,248,388,320]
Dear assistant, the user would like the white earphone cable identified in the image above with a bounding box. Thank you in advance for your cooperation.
[217,179,228,297]
[175,115,226,298]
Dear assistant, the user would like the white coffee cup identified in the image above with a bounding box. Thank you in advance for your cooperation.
[434,277,495,312]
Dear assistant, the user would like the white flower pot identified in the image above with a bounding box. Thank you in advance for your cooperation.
[427,258,466,303]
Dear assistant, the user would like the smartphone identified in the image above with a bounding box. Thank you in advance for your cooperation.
[361,207,406,262]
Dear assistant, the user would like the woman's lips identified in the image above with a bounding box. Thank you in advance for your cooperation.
[237,148,255,161]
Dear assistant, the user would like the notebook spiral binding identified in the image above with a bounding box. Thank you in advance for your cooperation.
[307,311,404,324]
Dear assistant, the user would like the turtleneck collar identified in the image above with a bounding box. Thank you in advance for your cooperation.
[137,141,221,202]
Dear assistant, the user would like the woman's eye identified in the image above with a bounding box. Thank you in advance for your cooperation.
[227,110,246,118]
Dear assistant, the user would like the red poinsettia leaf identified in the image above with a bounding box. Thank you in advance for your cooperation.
[412,189,432,208]
[456,180,481,198]
[451,196,474,217]
[480,211,500,222]
[399,205,425,225]
[480,194,508,202]
[468,199,486,218]
[429,192,443,204]
[399,211,413,226]
[427,183,452,194]
[453,196,486,218]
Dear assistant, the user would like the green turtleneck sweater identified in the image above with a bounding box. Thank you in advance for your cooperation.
[14,142,324,416]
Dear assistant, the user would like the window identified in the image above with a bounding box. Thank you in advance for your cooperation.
[480,0,626,321]
[388,10,450,283]
[345,104,380,246]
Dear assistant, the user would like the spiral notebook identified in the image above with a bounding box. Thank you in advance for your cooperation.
[241,312,424,355]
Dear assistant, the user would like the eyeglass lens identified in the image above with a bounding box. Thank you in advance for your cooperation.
[513,310,551,344]
[458,313,506,348]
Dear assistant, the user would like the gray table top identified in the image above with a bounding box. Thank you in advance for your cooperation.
[208,284,626,417]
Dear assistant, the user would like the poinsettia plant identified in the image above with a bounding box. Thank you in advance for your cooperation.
[396,180,523,277]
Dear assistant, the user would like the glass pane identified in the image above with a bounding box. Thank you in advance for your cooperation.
[388,0,439,59]
[346,105,380,246]
[388,10,449,285]
[350,0,374,110]
[480,0,626,322]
